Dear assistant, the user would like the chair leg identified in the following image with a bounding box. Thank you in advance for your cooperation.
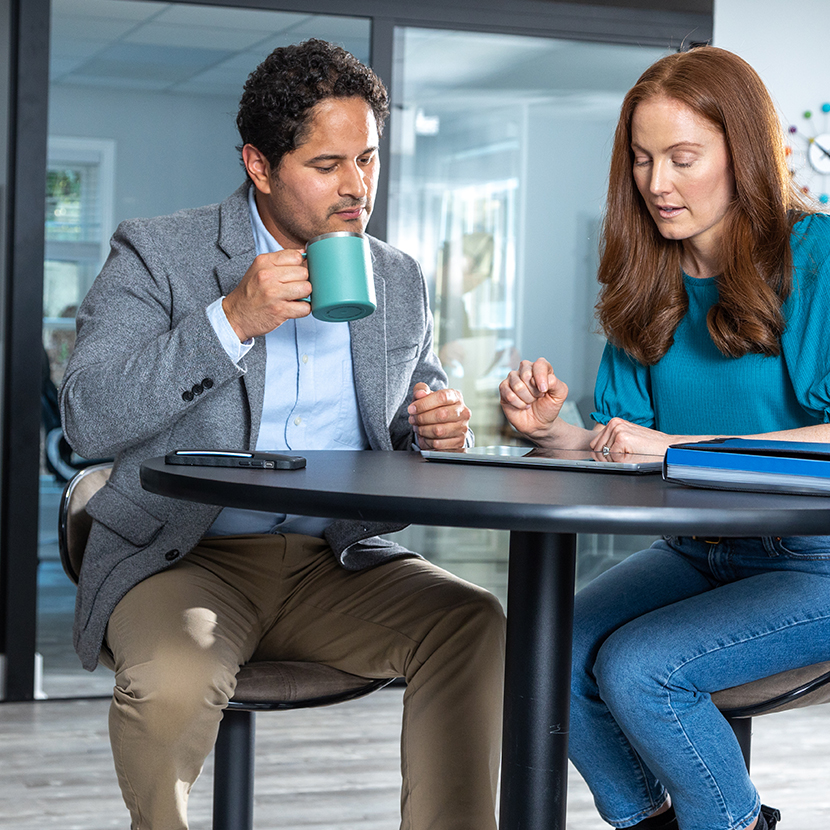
[213,708,256,830]
[725,714,752,772]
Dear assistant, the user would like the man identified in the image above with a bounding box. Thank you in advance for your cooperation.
[59,39,504,830]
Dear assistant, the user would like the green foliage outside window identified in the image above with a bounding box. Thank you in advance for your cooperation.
[45,168,82,240]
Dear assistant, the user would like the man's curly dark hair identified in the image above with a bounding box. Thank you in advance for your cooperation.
[236,39,390,178]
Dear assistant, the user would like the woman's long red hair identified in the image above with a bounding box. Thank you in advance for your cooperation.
[597,46,813,365]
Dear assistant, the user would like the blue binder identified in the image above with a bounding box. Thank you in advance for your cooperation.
[663,438,830,495]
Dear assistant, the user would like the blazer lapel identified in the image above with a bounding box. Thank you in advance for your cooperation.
[351,273,390,450]
[216,183,267,446]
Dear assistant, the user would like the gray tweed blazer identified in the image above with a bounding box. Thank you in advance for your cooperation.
[60,182,457,671]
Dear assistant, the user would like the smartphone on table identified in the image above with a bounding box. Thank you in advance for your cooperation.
[165,449,306,470]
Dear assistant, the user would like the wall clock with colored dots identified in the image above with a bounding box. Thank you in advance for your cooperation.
[787,103,830,205]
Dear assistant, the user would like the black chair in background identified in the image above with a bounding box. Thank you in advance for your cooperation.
[58,463,395,830]
[42,346,111,482]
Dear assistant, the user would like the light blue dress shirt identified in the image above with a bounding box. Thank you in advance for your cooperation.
[204,186,369,537]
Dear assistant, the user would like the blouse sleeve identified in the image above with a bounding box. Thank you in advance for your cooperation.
[781,213,830,424]
[591,341,655,427]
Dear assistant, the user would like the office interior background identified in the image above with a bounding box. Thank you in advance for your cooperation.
[0,0,824,705]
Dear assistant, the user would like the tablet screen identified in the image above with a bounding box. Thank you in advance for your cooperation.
[420,445,663,473]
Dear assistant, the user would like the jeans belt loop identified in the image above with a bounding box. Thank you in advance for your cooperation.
[692,536,722,545]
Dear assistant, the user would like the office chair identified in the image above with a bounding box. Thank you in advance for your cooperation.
[712,660,830,770]
[58,462,394,830]
[42,347,111,482]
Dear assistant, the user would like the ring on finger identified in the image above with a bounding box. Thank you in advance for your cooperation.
[601,445,611,455]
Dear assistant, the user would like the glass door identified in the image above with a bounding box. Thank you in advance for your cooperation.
[387,28,670,604]
[40,0,371,699]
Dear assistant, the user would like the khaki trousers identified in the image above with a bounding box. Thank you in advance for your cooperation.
[104,534,505,830]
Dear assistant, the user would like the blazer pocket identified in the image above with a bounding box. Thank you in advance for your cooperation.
[86,482,165,547]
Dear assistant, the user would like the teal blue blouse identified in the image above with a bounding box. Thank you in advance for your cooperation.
[592,213,830,435]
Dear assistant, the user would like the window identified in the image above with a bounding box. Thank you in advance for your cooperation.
[44,137,115,382]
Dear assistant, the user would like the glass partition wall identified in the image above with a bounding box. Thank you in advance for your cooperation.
[39,0,372,698]
[23,0,711,699]
[387,29,669,605]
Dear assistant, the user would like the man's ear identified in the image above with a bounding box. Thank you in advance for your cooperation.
[242,144,273,194]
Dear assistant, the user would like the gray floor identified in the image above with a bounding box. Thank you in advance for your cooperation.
[0,690,828,829]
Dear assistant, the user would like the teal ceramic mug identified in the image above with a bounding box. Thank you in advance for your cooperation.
[303,231,376,322]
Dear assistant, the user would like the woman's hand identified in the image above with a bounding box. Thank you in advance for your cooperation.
[590,417,680,456]
[499,358,570,442]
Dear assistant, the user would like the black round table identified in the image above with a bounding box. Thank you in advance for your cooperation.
[141,450,830,830]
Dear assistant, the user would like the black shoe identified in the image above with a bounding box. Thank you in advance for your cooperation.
[628,804,678,829]
[757,805,781,830]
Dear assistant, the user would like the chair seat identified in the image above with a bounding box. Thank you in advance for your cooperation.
[229,661,395,711]
[712,660,830,718]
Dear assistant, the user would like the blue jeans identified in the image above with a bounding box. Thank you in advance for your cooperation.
[569,535,830,830]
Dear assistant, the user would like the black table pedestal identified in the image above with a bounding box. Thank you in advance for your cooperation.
[500,531,576,830]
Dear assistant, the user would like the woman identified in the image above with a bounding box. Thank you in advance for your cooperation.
[500,46,830,830]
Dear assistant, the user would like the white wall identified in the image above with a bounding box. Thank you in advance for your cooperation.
[714,0,830,201]
[49,85,243,229]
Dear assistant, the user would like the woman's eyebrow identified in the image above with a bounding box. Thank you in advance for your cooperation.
[631,141,706,152]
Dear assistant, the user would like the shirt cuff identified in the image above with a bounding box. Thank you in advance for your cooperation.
[206,297,254,364]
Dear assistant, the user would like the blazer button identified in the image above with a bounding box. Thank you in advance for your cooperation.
[182,390,194,402]
[164,549,180,561]
[192,383,203,396]
[202,378,214,389]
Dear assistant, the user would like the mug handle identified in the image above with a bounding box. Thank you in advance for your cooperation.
[299,249,310,303]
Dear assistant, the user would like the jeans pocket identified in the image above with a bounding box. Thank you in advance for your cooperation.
[769,534,830,560]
